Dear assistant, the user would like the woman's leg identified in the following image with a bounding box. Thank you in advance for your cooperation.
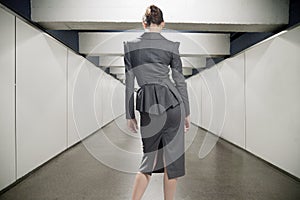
[163,105,183,200]
[131,172,151,200]
[163,167,178,200]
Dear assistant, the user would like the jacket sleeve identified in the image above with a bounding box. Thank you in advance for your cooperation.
[170,42,190,117]
[123,41,136,119]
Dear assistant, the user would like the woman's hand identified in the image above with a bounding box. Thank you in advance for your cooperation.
[184,115,190,133]
[127,118,138,133]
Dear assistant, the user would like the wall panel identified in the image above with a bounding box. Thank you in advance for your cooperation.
[0,6,127,190]
[97,73,115,125]
[68,50,125,147]
[186,74,202,126]
[68,50,101,146]
[192,25,300,178]
[245,26,300,178]
[217,53,245,148]
[110,78,125,119]
[16,18,68,178]
[201,67,226,134]
[67,50,82,147]
[0,7,16,190]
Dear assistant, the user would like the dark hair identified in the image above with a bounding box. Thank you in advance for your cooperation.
[143,5,164,27]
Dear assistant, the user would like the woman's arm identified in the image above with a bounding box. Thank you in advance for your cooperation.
[124,42,138,133]
[170,42,191,118]
[124,41,136,120]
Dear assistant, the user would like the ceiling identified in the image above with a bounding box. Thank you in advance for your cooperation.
[27,0,295,79]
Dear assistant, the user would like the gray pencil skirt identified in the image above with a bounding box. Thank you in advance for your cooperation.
[138,103,185,179]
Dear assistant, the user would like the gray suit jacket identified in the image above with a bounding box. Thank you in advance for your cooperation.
[124,32,190,119]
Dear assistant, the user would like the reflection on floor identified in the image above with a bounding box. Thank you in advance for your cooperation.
[0,115,299,200]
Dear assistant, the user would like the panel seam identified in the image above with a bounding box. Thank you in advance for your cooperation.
[244,53,247,149]
[14,16,17,179]
[66,50,69,148]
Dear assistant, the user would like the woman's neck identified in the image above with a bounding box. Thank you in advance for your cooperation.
[147,24,162,32]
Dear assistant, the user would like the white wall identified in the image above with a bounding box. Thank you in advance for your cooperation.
[200,66,226,135]
[186,75,202,126]
[0,6,125,190]
[0,7,16,190]
[67,50,101,147]
[189,25,300,178]
[217,53,245,148]
[188,66,227,158]
[111,79,126,119]
[67,50,125,147]
[245,26,300,178]
[95,73,125,125]
[16,18,68,178]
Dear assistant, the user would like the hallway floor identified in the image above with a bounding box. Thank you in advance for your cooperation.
[0,115,299,200]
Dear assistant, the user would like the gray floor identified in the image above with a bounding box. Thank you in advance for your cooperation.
[0,116,299,200]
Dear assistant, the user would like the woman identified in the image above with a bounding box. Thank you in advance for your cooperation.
[124,5,190,200]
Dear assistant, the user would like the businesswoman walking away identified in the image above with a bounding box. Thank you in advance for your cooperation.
[124,5,190,200]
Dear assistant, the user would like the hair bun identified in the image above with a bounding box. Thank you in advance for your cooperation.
[150,5,158,14]
[143,5,164,27]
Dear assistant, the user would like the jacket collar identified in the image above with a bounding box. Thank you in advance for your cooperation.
[140,32,166,40]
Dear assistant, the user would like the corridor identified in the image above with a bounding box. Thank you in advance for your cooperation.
[0,1,300,199]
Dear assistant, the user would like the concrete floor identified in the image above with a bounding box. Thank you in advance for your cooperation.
[0,116,299,200]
